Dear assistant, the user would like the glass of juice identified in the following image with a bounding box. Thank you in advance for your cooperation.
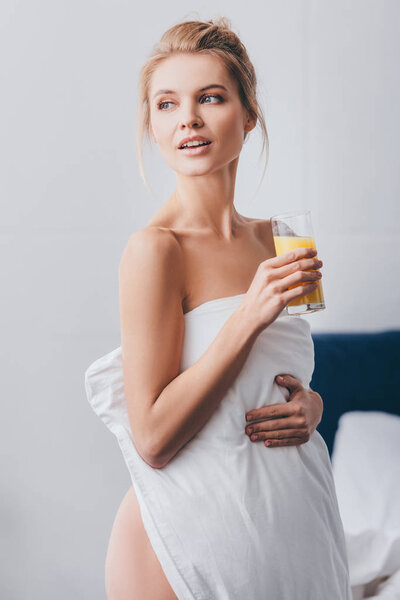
[270,209,325,316]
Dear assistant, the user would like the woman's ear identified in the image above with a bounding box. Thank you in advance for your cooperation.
[244,113,257,133]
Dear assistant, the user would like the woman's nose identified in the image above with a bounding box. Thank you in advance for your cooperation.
[181,117,202,128]
[179,104,203,129]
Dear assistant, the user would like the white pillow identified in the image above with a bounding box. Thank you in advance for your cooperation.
[331,411,400,589]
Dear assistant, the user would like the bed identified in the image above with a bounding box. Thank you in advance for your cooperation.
[311,330,400,599]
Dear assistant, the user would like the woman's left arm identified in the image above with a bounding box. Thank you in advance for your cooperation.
[244,374,323,448]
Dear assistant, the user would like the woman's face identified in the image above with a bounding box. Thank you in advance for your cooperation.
[148,53,255,177]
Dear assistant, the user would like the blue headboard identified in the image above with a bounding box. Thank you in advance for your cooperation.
[310,330,400,457]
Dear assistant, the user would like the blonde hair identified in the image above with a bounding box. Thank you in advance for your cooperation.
[136,15,269,196]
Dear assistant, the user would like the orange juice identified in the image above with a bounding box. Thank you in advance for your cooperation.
[273,235,324,308]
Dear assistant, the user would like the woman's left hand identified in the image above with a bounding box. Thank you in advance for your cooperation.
[244,374,323,448]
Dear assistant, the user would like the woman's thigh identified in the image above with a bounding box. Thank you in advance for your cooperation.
[105,485,178,600]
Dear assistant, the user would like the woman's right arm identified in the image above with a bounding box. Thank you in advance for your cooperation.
[119,228,321,469]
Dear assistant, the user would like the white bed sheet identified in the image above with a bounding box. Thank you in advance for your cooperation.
[331,411,400,599]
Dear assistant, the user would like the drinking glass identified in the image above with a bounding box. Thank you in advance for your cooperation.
[270,210,325,316]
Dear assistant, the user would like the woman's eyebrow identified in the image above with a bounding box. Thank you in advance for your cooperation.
[152,84,228,100]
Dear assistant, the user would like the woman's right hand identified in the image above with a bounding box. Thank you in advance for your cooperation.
[241,247,323,332]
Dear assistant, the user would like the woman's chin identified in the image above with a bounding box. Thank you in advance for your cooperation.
[173,163,217,177]
[172,156,236,178]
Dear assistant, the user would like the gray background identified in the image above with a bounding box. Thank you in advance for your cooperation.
[1,1,399,598]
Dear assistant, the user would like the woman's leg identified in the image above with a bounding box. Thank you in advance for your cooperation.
[105,486,178,600]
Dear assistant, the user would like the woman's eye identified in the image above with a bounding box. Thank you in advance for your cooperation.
[157,94,223,111]
[157,101,174,110]
[201,94,223,103]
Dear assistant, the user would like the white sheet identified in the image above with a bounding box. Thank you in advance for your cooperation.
[86,293,352,598]
[331,411,400,598]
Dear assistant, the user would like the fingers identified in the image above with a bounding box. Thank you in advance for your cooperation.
[268,247,317,268]
[264,437,307,448]
[260,250,323,298]
[273,260,322,294]
[245,417,306,436]
[276,256,323,280]
[248,428,306,443]
[287,267,322,288]
[246,402,296,423]
[246,424,309,448]
[275,374,304,392]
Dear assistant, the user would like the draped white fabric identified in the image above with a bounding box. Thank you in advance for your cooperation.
[85,294,352,599]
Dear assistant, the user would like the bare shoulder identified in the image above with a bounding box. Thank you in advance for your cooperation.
[252,216,272,233]
[119,225,186,324]
[118,226,186,465]
[238,215,277,260]
[238,215,273,242]
[122,226,182,261]
[238,214,271,229]
[120,226,184,288]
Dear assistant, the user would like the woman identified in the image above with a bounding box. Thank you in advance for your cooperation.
[104,17,351,600]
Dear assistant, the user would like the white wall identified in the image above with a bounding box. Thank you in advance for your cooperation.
[1,1,399,597]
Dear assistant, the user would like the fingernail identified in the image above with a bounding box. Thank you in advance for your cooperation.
[246,414,253,421]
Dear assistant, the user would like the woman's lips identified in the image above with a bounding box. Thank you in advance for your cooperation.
[178,142,213,156]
